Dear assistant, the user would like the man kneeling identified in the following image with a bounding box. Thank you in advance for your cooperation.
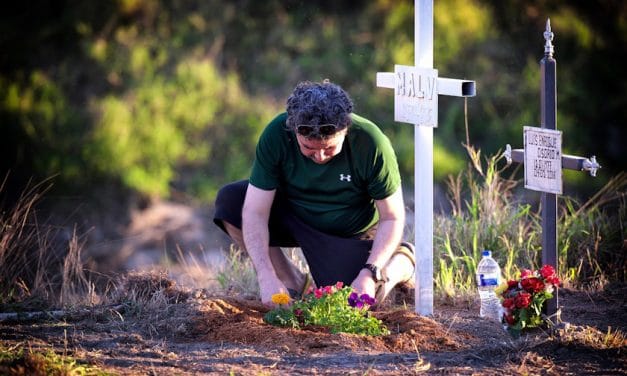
[213,80,415,306]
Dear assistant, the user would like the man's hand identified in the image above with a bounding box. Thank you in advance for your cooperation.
[351,268,377,300]
[241,184,285,306]
[258,275,289,307]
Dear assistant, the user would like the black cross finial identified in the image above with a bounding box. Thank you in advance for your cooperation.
[544,19,554,57]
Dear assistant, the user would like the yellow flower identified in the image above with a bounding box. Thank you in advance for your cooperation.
[494,281,508,296]
[271,293,290,306]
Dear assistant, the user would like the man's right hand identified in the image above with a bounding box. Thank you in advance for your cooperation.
[258,275,290,307]
[241,184,284,306]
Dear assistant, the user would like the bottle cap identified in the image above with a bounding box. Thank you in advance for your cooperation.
[482,250,491,257]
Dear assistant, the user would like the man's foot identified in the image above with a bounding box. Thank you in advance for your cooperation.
[287,273,315,300]
[374,242,415,307]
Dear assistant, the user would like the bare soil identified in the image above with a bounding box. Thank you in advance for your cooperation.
[1,281,626,375]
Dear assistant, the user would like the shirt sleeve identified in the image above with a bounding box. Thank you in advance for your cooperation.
[249,116,285,190]
[366,126,402,200]
[353,115,401,200]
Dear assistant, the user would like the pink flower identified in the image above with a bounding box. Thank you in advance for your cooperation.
[314,288,323,299]
[323,286,333,295]
[520,269,533,278]
[335,281,344,289]
[544,284,554,294]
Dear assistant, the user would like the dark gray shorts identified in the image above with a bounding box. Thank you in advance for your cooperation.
[213,180,375,287]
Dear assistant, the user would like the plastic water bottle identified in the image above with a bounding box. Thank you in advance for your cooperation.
[476,250,502,321]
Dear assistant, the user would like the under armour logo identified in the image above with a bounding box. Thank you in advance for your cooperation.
[339,174,352,182]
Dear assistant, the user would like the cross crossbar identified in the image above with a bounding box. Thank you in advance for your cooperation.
[376,72,476,97]
[504,145,601,176]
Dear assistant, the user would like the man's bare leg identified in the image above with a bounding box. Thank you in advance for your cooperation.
[222,221,305,293]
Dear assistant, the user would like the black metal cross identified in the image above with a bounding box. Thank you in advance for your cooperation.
[503,19,601,318]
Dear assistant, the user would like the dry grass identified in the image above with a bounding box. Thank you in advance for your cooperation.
[0,176,96,311]
[554,324,627,350]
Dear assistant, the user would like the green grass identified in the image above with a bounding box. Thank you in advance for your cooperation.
[433,145,626,299]
[0,344,113,376]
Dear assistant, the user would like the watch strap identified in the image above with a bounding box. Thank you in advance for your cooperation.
[363,263,387,282]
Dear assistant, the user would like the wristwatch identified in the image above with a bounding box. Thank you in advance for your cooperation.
[363,263,386,283]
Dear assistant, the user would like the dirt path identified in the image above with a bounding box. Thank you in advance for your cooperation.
[1,286,625,375]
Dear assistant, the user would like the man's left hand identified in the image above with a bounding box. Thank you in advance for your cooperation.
[351,268,377,300]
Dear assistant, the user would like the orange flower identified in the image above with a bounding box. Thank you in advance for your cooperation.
[271,293,290,305]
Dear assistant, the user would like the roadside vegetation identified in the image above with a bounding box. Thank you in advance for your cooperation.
[433,146,626,299]
[1,154,624,311]
[1,154,625,374]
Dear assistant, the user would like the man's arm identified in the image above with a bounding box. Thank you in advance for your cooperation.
[351,187,406,296]
[241,183,286,304]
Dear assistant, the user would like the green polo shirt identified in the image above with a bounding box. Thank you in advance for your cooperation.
[249,112,401,237]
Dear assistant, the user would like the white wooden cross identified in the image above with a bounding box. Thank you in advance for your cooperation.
[376,0,476,315]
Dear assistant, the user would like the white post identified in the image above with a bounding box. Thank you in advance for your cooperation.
[376,0,475,315]
[414,0,434,316]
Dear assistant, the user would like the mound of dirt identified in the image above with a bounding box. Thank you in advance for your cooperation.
[190,296,507,355]
[2,282,625,375]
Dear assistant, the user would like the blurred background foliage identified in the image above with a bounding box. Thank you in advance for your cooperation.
[0,0,625,205]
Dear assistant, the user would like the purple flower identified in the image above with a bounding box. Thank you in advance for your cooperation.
[348,292,360,308]
[348,292,375,308]
[360,293,376,306]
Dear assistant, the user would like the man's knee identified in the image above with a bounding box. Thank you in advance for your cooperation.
[213,180,248,233]
[215,180,248,207]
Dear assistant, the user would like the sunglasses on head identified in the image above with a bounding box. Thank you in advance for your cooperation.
[296,123,340,137]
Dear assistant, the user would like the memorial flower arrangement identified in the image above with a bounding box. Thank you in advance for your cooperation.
[263,282,389,336]
[498,265,561,337]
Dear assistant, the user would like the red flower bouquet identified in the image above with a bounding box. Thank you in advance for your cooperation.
[499,265,561,337]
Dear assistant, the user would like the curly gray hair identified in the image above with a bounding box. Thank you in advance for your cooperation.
[285,80,354,137]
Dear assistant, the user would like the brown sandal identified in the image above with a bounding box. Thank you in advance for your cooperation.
[288,273,315,300]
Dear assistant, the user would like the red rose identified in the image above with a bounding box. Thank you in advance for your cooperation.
[507,280,519,290]
[504,313,516,325]
[521,277,545,293]
[514,292,532,308]
[502,298,515,310]
[545,275,560,286]
[540,265,556,279]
